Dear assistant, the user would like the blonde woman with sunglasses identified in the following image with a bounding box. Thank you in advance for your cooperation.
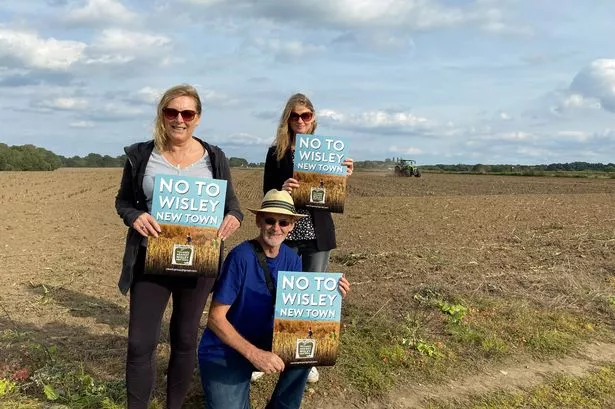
[261,93,353,383]
[115,84,243,409]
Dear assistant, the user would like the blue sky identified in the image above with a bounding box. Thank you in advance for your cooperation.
[1,0,614,164]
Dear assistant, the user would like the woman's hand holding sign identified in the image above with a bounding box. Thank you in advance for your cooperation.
[343,158,354,176]
[217,214,241,241]
[338,275,350,299]
[133,213,161,238]
[282,177,300,194]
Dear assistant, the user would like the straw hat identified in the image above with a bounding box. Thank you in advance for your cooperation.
[248,189,306,218]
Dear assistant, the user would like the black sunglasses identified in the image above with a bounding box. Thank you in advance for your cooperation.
[264,217,291,227]
[162,107,197,122]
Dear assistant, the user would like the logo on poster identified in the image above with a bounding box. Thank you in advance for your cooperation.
[172,244,194,266]
[295,339,316,359]
[310,181,326,204]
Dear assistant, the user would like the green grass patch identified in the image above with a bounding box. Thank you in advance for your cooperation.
[337,303,452,396]
[425,364,615,409]
[0,332,125,408]
[460,301,593,358]
[337,314,396,395]
[336,291,601,399]
[330,252,369,266]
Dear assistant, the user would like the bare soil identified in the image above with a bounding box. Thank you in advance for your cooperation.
[1,169,614,407]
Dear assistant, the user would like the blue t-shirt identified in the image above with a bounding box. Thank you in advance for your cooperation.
[198,240,302,362]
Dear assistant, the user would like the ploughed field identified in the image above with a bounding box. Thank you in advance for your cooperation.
[1,168,614,408]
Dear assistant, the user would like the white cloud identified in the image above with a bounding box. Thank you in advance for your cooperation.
[320,109,432,134]
[359,111,430,127]
[64,0,138,26]
[319,109,345,122]
[497,131,536,142]
[593,128,615,142]
[0,28,86,71]
[514,146,552,158]
[90,29,170,53]
[207,132,271,147]
[331,32,416,54]
[312,0,466,30]
[201,89,240,108]
[554,93,602,114]
[0,27,170,74]
[82,29,172,66]
[227,133,271,146]
[180,0,519,33]
[556,130,590,142]
[463,130,538,143]
[85,102,147,120]
[70,121,96,128]
[545,61,615,117]
[569,59,615,113]
[184,0,224,5]
[101,102,145,116]
[388,145,423,155]
[480,7,532,35]
[134,87,162,104]
[248,38,326,61]
[36,97,89,110]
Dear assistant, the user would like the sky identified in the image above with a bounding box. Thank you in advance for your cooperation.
[1,0,614,165]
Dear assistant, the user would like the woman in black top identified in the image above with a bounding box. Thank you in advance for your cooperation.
[262,93,353,381]
[116,84,243,408]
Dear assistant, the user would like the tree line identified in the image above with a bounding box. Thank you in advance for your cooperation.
[0,143,127,170]
[355,159,615,173]
[1,143,614,173]
[0,143,265,171]
[422,162,615,174]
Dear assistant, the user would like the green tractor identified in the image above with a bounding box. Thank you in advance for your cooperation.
[394,158,421,177]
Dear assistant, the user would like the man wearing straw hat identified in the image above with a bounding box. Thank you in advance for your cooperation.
[198,189,349,409]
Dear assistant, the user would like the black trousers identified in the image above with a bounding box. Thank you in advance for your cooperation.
[126,248,215,409]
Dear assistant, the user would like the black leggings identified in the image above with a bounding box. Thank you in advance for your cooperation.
[126,248,215,409]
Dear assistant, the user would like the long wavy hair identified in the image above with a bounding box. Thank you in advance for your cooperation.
[153,84,202,152]
[273,93,317,161]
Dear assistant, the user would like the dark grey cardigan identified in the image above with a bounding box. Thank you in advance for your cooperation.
[115,138,243,294]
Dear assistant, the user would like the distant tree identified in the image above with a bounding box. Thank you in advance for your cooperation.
[84,153,104,167]
[228,157,248,167]
[61,155,86,167]
[4,144,62,171]
[101,155,118,167]
[472,164,487,174]
[0,143,10,170]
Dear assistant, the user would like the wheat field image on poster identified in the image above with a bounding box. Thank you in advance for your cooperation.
[292,171,347,213]
[273,319,341,366]
[144,224,220,276]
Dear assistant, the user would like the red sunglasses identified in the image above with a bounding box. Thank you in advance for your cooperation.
[289,111,313,122]
[163,107,197,122]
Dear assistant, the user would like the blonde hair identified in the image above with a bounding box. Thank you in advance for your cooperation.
[153,84,202,152]
[273,93,317,161]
